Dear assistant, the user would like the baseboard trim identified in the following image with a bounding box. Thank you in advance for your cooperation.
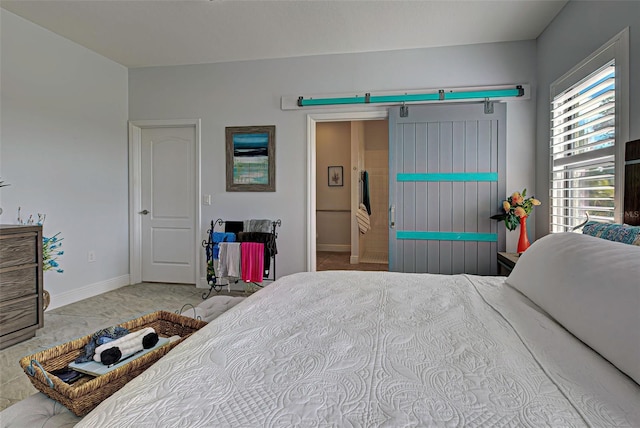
[317,244,351,252]
[198,277,209,289]
[47,275,131,311]
[350,255,359,264]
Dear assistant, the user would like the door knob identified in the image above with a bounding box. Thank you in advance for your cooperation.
[139,209,150,215]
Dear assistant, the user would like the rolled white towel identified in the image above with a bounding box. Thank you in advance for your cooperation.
[93,327,156,363]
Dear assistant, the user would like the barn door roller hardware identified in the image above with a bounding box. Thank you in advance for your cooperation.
[484,98,494,114]
[399,103,409,118]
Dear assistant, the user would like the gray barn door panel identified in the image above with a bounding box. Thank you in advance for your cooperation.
[389,103,506,275]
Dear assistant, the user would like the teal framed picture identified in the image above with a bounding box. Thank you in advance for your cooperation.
[225,125,275,192]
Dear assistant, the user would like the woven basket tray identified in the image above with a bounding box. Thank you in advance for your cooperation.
[19,310,207,416]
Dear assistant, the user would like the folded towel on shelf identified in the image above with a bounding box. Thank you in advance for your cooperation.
[356,203,371,234]
[212,232,236,259]
[74,326,130,363]
[224,221,244,234]
[218,242,241,278]
[237,232,277,276]
[243,219,273,233]
[241,242,265,283]
[212,259,234,292]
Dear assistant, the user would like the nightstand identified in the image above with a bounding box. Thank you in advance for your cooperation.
[497,252,520,276]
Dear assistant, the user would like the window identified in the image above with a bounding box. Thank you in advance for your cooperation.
[549,29,629,233]
[550,62,616,231]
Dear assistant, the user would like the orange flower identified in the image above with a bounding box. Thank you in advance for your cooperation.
[493,189,540,231]
[514,206,527,218]
[511,192,524,205]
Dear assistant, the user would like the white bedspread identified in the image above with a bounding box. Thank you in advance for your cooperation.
[78,271,640,427]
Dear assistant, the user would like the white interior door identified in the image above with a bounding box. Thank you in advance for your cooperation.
[140,126,196,283]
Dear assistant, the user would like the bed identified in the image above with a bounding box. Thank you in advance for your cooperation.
[74,232,640,427]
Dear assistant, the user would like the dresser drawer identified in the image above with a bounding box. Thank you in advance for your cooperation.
[0,233,37,269]
[0,265,38,302]
[0,296,39,337]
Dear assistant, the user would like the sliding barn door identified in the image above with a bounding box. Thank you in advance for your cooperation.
[389,103,506,275]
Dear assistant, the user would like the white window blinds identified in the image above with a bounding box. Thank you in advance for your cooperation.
[550,61,616,232]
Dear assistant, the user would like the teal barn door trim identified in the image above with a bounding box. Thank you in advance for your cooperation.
[397,231,498,242]
[397,172,498,182]
[395,171,499,242]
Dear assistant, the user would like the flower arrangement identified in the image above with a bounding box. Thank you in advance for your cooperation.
[43,232,64,273]
[491,189,541,231]
[17,208,64,273]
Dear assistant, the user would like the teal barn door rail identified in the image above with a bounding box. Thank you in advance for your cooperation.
[297,86,524,107]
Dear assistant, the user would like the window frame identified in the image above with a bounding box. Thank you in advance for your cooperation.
[549,28,629,231]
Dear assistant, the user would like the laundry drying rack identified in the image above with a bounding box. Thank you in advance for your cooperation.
[201,218,281,299]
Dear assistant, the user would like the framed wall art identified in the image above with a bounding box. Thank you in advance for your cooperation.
[226,125,275,192]
[328,166,343,187]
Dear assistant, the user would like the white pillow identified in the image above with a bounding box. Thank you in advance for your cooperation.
[506,232,640,385]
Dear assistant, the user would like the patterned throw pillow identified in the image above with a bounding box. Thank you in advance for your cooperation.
[581,221,640,246]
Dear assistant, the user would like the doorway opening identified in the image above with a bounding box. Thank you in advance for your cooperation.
[306,111,388,272]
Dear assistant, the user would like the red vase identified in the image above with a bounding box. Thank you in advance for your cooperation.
[517,216,531,254]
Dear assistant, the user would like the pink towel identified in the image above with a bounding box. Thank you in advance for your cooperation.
[241,242,264,283]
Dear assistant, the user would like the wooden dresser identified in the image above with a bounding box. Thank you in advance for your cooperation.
[0,225,44,349]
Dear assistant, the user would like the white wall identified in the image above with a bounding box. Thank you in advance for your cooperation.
[316,122,351,251]
[0,10,129,309]
[535,0,640,237]
[129,39,538,276]
[360,120,389,262]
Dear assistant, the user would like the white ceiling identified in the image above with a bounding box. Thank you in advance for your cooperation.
[1,0,568,68]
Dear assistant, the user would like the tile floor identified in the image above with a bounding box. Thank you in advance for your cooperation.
[316,251,388,271]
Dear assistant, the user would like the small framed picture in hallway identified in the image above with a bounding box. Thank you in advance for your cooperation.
[328,166,343,187]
